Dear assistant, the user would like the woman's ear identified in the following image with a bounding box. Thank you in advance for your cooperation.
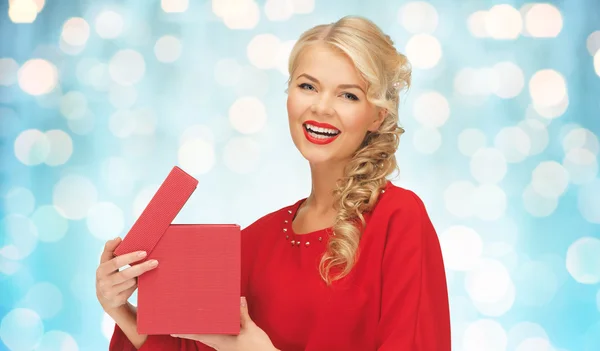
[368,108,388,132]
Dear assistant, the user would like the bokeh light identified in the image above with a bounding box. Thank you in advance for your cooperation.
[405,34,442,69]
[566,237,600,284]
[95,10,124,39]
[0,308,44,351]
[399,1,439,34]
[18,59,58,95]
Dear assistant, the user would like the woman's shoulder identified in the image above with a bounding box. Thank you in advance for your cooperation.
[377,180,428,216]
[241,199,303,236]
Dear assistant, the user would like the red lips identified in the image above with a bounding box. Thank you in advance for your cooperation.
[303,120,341,132]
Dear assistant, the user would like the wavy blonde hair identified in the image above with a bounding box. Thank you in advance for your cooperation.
[287,16,412,285]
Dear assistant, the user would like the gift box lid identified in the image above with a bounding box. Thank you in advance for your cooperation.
[114,166,198,257]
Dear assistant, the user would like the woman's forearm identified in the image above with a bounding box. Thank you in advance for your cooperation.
[107,302,148,349]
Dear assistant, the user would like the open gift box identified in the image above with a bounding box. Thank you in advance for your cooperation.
[114,166,241,335]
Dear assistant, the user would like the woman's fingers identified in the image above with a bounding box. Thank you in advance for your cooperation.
[97,250,148,278]
[108,259,159,286]
[99,237,121,264]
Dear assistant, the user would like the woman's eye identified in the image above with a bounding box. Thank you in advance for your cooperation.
[343,93,359,101]
[298,83,315,91]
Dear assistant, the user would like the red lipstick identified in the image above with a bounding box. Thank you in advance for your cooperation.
[302,120,341,145]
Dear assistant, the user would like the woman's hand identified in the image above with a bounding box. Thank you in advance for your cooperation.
[95,237,159,312]
[171,297,279,351]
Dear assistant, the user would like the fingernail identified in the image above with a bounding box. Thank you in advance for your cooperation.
[137,251,147,257]
[148,260,158,267]
[240,296,247,307]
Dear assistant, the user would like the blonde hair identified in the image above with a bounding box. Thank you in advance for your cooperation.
[287,15,412,285]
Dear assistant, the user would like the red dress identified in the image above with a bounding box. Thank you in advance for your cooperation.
[110,181,451,350]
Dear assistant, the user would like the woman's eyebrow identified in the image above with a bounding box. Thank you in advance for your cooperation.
[296,73,365,94]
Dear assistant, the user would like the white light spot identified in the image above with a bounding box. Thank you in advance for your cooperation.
[517,119,548,156]
[60,91,88,120]
[562,127,599,155]
[472,184,507,220]
[485,4,522,40]
[444,181,476,218]
[458,129,487,157]
[463,319,507,351]
[413,91,450,128]
[229,97,267,134]
[31,205,69,242]
[275,39,295,76]
[35,331,79,351]
[578,179,600,224]
[563,148,598,185]
[265,0,293,21]
[18,59,58,95]
[0,58,19,86]
[412,127,441,154]
[566,236,600,284]
[470,148,507,184]
[101,312,116,340]
[61,17,90,46]
[467,11,488,38]
[472,279,515,317]
[454,67,498,97]
[8,0,38,23]
[109,49,146,86]
[4,187,35,216]
[108,84,137,109]
[594,51,600,77]
[161,0,189,13]
[465,258,512,303]
[0,214,38,260]
[507,322,549,351]
[132,184,160,218]
[0,309,44,351]
[492,61,524,98]
[178,138,215,175]
[215,0,260,30]
[531,161,569,198]
[68,112,95,135]
[247,34,281,69]
[133,108,157,136]
[214,58,242,86]
[494,126,531,163]
[405,34,442,69]
[44,129,73,166]
[524,4,562,38]
[95,10,124,39]
[53,175,98,220]
[523,184,558,217]
[290,0,314,14]
[223,137,261,174]
[399,1,439,34]
[87,202,124,240]
[529,69,567,108]
[439,225,482,271]
[587,31,600,56]
[18,282,63,319]
[14,129,51,165]
[154,35,182,63]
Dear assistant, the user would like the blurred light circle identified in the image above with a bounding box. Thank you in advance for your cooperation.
[595,51,600,77]
[405,34,442,69]
[470,148,507,184]
[247,34,281,69]
[578,179,600,224]
[472,280,515,317]
[523,184,558,217]
[161,0,189,13]
[0,308,44,351]
[454,67,497,96]
[19,282,63,319]
[214,58,242,86]
[59,37,85,56]
[516,337,553,351]
[531,161,569,198]
[465,258,512,303]
[492,61,524,98]
[132,184,160,218]
[154,35,182,63]
[444,180,476,218]
[219,0,260,30]
[514,260,558,307]
[463,319,507,351]
[14,129,51,165]
[101,157,137,197]
[178,139,215,175]
[109,110,136,138]
[95,10,124,39]
[87,62,110,91]
[399,1,439,34]
[439,225,482,271]
[61,17,90,46]
[108,84,137,109]
[134,108,158,135]
[87,202,124,240]
[180,125,215,145]
[524,4,562,38]
[0,214,38,260]
[412,127,441,154]
[472,184,507,220]
[60,91,88,120]
[18,59,58,95]
[413,91,449,127]
[563,148,598,184]
[234,66,270,97]
[101,312,115,340]
[229,97,267,134]
[517,119,548,155]
[467,11,488,38]
[5,187,35,216]
[507,322,549,351]
[35,331,78,351]
[223,137,261,174]
[44,129,73,166]
[275,39,296,76]
[8,0,38,23]
[494,126,531,163]
[485,4,522,40]
[529,69,567,107]
[31,205,69,242]
[458,128,487,157]
[562,127,599,155]
[265,0,293,21]
[53,175,98,220]
[291,0,314,14]
[68,112,95,135]
[566,236,600,284]
[0,58,19,86]
[109,49,145,86]
[587,30,600,56]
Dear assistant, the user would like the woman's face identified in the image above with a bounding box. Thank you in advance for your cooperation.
[286,44,384,165]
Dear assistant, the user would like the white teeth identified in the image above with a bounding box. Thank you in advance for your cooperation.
[308,130,334,139]
[305,123,340,135]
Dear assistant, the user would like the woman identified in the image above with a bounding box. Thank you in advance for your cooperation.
[98,15,451,351]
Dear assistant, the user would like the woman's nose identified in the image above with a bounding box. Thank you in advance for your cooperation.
[311,95,335,116]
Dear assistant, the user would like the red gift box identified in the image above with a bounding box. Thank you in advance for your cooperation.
[114,166,241,335]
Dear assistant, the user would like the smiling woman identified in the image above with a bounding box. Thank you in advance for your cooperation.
[106,15,451,351]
